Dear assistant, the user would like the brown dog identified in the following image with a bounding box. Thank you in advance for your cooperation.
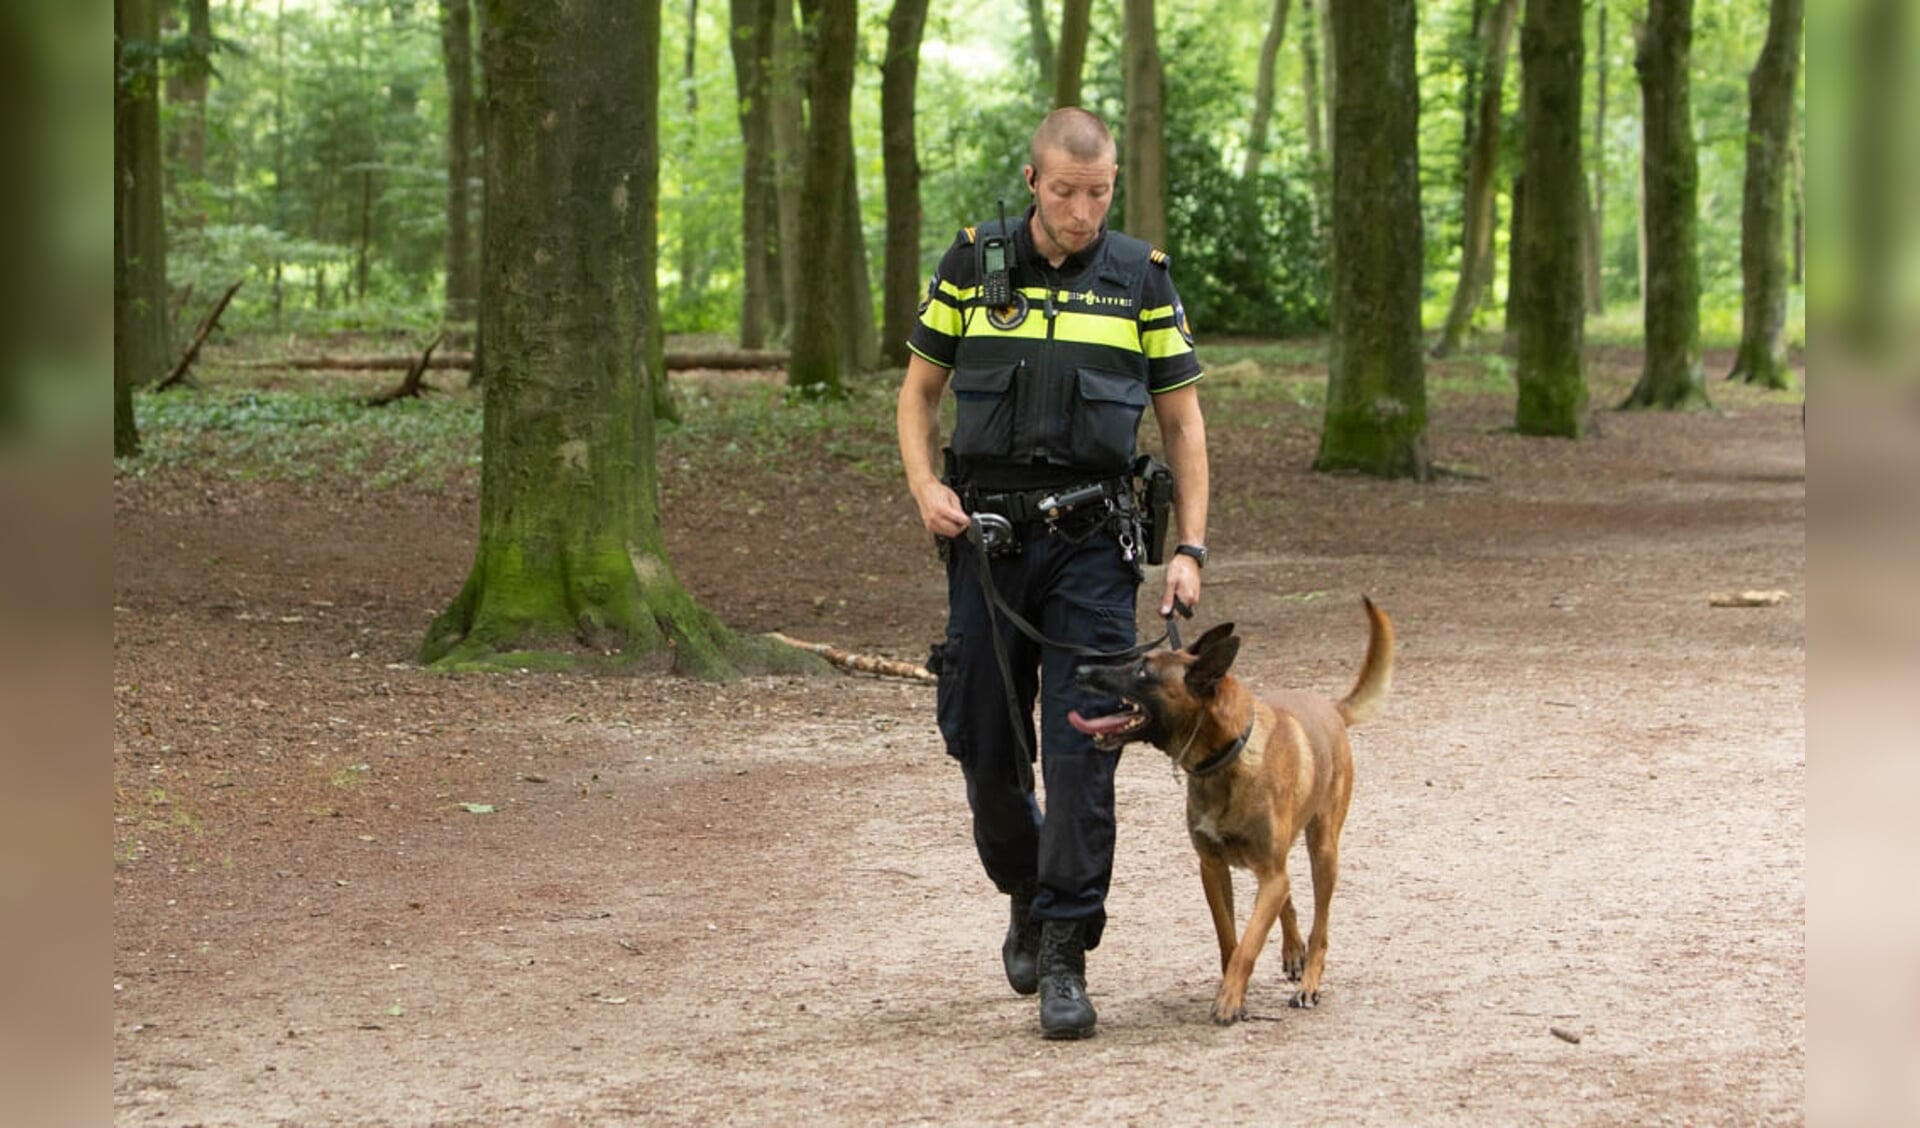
[1071,598,1393,1024]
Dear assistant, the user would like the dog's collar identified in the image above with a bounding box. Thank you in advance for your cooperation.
[1182,709,1256,778]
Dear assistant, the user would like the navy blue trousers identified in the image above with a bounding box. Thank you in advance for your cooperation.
[933,522,1138,949]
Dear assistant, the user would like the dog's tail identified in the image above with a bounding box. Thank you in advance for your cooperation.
[1337,596,1394,727]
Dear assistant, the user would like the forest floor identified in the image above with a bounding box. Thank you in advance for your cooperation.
[114,340,1804,1125]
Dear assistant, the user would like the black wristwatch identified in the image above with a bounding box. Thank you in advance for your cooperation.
[1173,543,1209,568]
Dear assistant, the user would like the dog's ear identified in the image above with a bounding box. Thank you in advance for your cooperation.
[1186,631,1240,698]
[1187,621,1235,656]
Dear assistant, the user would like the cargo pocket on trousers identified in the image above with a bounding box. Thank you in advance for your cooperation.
[1068,367,1148,473]
[930,635,969,762]
[950,362,1020,461]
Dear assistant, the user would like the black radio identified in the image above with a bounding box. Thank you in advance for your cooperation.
[979,198,1015,308]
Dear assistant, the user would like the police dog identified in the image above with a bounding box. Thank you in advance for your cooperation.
[1070,598,1393,1024]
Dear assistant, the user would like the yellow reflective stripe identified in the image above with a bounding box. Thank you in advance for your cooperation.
[963,312,1049,341]
[1054,309,1143,351]
[922,296,964,338]
[1140,304,1176,322]
[1141,325,1193,360]
[906,341,952,369]
[939,279,978,302]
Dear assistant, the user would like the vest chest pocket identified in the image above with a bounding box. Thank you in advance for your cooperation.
[1070,366,1149,473]
[949,361,1020,461]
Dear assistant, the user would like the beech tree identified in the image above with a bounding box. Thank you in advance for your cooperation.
[1123,0,1168,249]
[1433,0,1520,358]
[420,0,803,677]
[1621,0,1709,410]
[1055,0,1093,109]
[1511,0,1589,436]
[879,0,930,368]
[1242,0,1292,182]
[115,0,168,420]
[439,0,478,322]
[1726,0,1802,389]
[1315,0,1429,479]
[786,0,857,394]
[728,0,779,350]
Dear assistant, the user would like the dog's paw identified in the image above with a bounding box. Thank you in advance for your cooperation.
[1209,1000,1247,1026]
[1287,989,1321,1010]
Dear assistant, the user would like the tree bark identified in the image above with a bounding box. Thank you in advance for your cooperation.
[1316,0,1430,480]
[1055,0,1093,109]
[786,0,856,394]
[1727,0,1802,389]
[1242,0,1293,181]
[1585,0,1607,312]
[728,0,778,349]
[1123,0,1168,249]
[440,0,478,321]
[1434,0,1519,358]
[1299,0,1328,234]
[170,0,211,218]
[1513,0,1589,435]
[1621,0,1709,410]
[116,0,169,396]
[678,0,706,311]
[769,0,806,342]
[423,0,799,678]
[880,0,930,368]
[840,130,878,372]
[1025,0,1055,96]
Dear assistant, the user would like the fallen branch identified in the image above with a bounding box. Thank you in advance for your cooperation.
[766,632,935,683]
[1708,589,1791,608]
[245,348,789,373]
[157,278,245,391]
[365,333,446,406]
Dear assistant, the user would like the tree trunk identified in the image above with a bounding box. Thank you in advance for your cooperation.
[786,0,856,394]
[1512,0,1589,435]
[1586,0,1607,312]
[1727,0,1802,389]
[1123,0,1168,248]
[440,0,478,321]
[116,0,169,393]
[1789,126,1803,287]
[840,131,878,372]
[769,0,806,342]
[1621,0,1709,411]
[1316,0,1430,480]
[423,0,798,678]
[1434,0,1519,358]
[728,0,778,349]
[1055,0,1093,109]
[678,0,705,311]
[1504,168,1524,346]
[1299,0,1328,234]
[1025,0,1055,96]
[1242,0,1293,181]
[880,0,930,368]
[171,0,211,221]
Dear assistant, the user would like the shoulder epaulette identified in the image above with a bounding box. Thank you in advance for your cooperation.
[963,226,978,245]
[1148,248,1171,268]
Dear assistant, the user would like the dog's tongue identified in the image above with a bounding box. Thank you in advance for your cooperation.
[1068,709,1132,736]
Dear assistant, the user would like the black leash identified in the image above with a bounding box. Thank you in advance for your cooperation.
[962,521,1192,794]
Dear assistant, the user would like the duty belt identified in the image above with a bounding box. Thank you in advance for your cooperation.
[964,478,1131,525]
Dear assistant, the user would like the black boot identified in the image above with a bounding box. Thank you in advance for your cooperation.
[1002,880,1041,996]
[1037,920,1097,1039]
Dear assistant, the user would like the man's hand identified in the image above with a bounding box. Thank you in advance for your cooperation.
[1161,554,1201,618]
[914,479,971,539]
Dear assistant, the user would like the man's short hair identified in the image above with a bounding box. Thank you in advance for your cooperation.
[1029,108,1117,174]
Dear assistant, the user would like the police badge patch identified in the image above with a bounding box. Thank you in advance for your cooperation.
[1175,300,1195,346]
[918,272,937,316]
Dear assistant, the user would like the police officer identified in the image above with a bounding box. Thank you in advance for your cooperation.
[896,108,1211,1039]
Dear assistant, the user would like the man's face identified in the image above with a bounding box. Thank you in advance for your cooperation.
[1026,147,1117,263]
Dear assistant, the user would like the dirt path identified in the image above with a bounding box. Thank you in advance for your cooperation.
[114,356,1804,1125]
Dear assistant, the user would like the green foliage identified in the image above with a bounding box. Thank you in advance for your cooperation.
[119,386,480,490]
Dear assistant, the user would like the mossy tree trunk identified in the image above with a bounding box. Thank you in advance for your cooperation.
[1512,0,1588,436]
[729,0,778,351]
[116,0,169,399]
[1434,0,1519,358]
[440,0,478,322]
[1727,0,1802,390]
[1621,0,1710,411]
[1315,0,1430,480]
[786,0,855,395]
[879,0,929,368]
[1054,0,1092,109]
[1123,0,1168,249]
[422,0,811,679]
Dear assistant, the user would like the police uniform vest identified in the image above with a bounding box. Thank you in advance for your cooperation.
[949,219,1159,490]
